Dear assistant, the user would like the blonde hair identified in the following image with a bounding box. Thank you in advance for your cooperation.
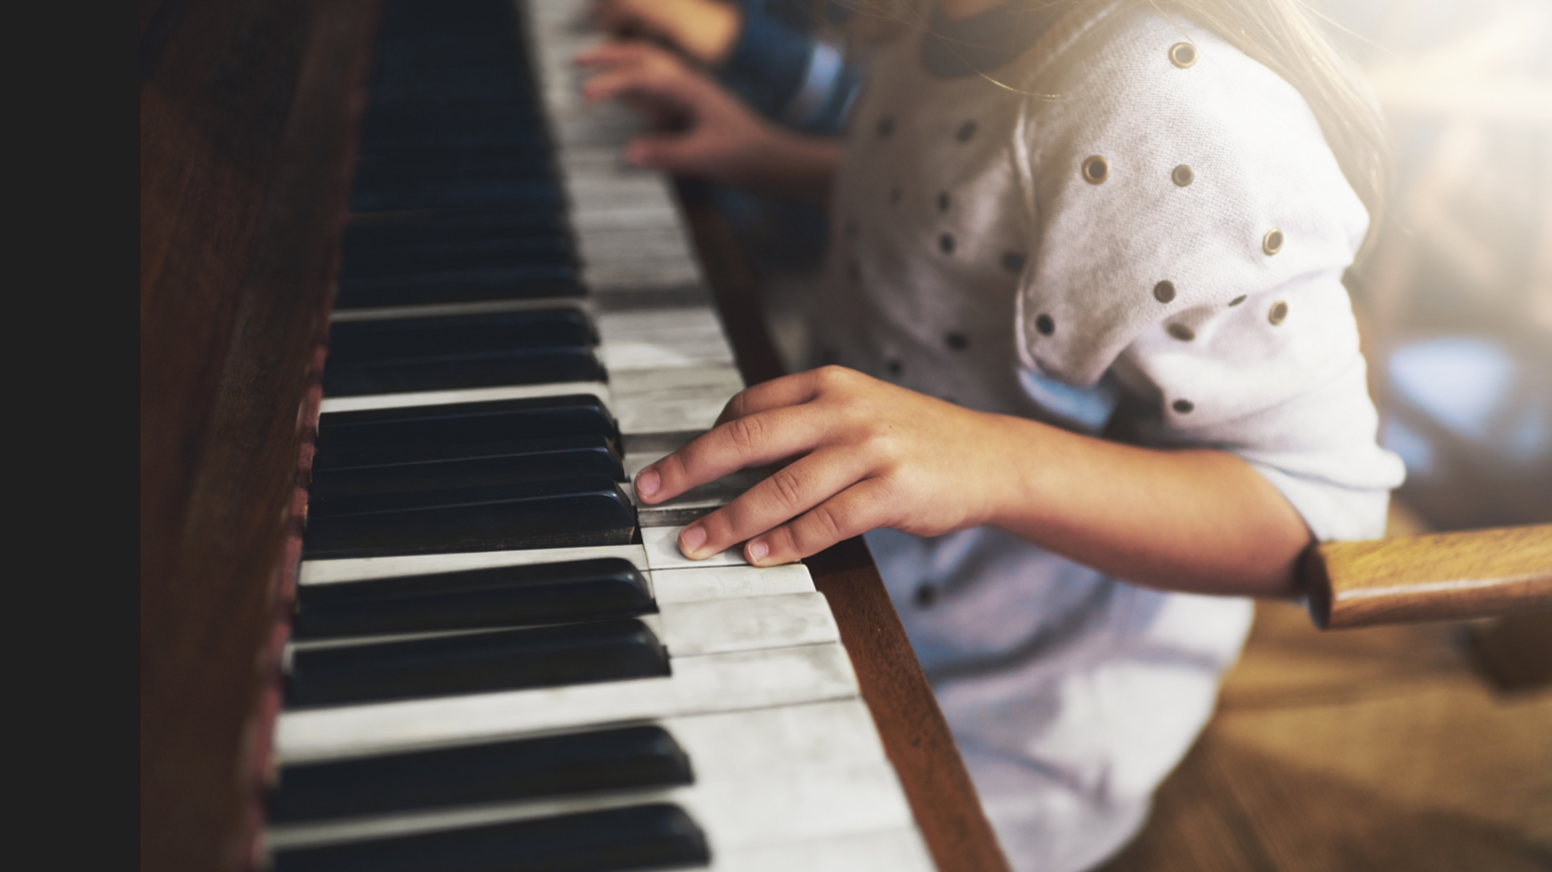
[835,0,1391,258]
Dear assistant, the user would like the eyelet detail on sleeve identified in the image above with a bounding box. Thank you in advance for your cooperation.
[1172,399,1195,414]
[1262,228,1285,255]
[1169,43,1198,68]
[1167,323,1195,341]
[1035,314,1055,335]
[1153,280,1176,303]
[1171,164,1194,186]
[1082,155,1109,184]
[1268,301,1289,325]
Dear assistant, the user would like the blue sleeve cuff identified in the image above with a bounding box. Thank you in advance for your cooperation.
[723,8,813,119]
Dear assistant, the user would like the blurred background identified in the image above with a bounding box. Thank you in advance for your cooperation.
[1097,3,1552,868]
[1318,0,1551,533]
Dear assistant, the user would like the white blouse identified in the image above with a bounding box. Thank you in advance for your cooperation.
[810,3,1406,870]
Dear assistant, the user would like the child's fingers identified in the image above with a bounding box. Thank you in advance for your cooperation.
[674,448,868,559]
[743,478,896,565]
[574,40,658,68]
[714,370,824,425]
[637,405,829,504]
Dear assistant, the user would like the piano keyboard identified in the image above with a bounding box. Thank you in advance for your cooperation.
[262,0,935,869]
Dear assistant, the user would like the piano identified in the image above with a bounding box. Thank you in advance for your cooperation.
[139,1,1006,870]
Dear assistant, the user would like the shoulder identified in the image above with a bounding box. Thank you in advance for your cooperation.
[1015,5,1369,387]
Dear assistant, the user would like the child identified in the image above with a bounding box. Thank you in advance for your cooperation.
[583,1,1404,868]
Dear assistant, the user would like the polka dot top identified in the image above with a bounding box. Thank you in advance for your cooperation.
[818,1,1404,540]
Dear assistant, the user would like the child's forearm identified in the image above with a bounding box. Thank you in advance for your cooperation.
[985,416,1311,597]
[635,367,1312,600]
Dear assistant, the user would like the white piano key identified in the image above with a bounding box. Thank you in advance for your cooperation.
[649,564,815,605]
[284,591,835,659]
[642,526,753,570]
[610,365,744,399]
[654,592,837,656]
[613,365,742,435]
[629,464,769,528]
[298,544,650,586]
[276,642,860,761]
[575,228,700,273]
[557,148,681,186]
[317,382,611,415]
[585,259,705,295]
[693,828,936,872]
[330,297,593,322]
[663,697,887,772]
[266,759,913,855]
[597,307,735,371]
[301,547,813,603]
[568,201,683,233]
[268,702,914,853]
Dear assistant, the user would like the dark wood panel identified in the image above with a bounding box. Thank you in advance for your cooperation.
[677,189,1011,872]
[139,3,378,870]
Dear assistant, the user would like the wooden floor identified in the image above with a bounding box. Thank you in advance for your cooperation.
[1097,600,1552,872]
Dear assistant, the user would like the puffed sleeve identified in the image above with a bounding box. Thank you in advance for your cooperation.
[1013,14,1404,540]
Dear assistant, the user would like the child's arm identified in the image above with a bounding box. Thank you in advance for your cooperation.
[634,366,1313,598]
[592,0,744,68]
[577,42,841,203]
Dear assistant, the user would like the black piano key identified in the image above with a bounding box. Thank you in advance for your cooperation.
[337,213,579,306]
[336,267,582,309]
[268,725,691,822]
[340,235,573,282]
[271,803,709,872]
[317,396,619,455]
[310,435,624,500]
[355,150,553,183]
[301,478,637,558]
[350,174,560,214]
[321,349,605,397]
[328,310,596,362]
[322,305,603,395]
[312,433,618,474]
[284,618,669,708]
[351,157,555,204]
[342,207,568,255]
[293,557,652,639]
[358,115,548,156]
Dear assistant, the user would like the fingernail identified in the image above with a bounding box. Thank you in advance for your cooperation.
[679,525,707,557]
[747,540,769,563]
[636,468,659,500]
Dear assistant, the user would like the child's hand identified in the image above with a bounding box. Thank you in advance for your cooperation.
[634,367,1019,565]
[577,42,842,200]
[577,41,770,184]
[591,0,742,67]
